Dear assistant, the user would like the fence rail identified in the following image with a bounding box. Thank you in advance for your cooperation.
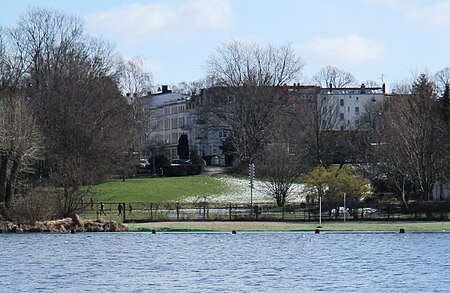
[80,201,450,223]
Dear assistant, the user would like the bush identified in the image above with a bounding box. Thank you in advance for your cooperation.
[162,165,202,177]
[9,192,58,223]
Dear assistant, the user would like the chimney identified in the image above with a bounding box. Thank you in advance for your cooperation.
[360,83,366,94]
[161,85,172,94]
[382,83,386,93]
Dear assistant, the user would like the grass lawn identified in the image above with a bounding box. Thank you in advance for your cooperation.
[127,220,450,232]
[93,175,229,203]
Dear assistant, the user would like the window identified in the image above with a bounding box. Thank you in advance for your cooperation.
[355,107,360,114]
[340,113,344,120]
[355,119,360,125]
[356,97,359,101]
[219,131,227,138]
[172,117,178,129]
[371,97,376,102]
[340,99,344,106]
[164,107,170,115]
[171,133,178,144]
[178,117,185,128]
[164,119,170,130]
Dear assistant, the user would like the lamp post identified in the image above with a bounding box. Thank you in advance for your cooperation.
[318,194,322,227]
[249,163,255,213]
[343,192,346,222]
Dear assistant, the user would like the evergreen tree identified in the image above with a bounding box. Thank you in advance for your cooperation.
[177,134,189,159]
[440,84,450,124]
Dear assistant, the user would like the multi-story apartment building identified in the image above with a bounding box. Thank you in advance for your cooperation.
[141,85,194,159]
[188,89,229,164]
[321,83,386,130]
[139,83,388,163]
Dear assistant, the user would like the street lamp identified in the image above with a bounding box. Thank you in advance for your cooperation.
[318,194,322,228]
[249,163,255,212]
[343,192,347,222]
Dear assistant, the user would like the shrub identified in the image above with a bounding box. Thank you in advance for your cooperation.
[9,192,58,223]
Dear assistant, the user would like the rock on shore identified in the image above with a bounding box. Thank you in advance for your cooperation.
[0,214,127,233]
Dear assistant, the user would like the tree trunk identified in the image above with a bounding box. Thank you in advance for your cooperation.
[5,154,21,208]
[0,155,8,203]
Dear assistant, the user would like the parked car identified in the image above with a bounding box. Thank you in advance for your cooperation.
[171,159,192,165]
[331,207,349,214]
[138,158,150,168]
[356,208,378,214]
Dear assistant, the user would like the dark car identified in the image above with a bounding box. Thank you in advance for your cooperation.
[171,159,192,165]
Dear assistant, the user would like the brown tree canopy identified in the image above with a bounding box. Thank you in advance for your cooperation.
[1,8,140,217]
[205,40,304,167]
[376,74,450,202]
[313,65,357,88]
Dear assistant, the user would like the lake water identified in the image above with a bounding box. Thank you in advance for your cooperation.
[0,232,448,292]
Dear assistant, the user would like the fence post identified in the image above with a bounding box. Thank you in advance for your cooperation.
[150,203,153,221]
[123,202,126,222]
[229,204,232,220]
[203,202,206,220]
[176,202,180,221]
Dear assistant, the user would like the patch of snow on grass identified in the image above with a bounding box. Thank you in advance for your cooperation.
[182,175,306,204]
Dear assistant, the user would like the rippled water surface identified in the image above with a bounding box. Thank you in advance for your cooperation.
[1,232,449,292]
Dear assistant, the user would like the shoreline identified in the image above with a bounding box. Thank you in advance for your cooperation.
[126,220,450,233]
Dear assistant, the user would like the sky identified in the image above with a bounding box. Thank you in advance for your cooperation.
[1,0,450,90]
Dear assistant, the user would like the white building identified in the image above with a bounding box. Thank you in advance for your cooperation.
[320,84,386,130]
[141,85,194,159]
[137,83,387,163]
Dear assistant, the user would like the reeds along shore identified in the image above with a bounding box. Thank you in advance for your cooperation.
[0,214,128,233]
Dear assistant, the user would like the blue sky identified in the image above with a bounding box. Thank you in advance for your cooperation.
[1,0,449,90]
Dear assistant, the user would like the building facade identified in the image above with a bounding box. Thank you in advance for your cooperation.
[320,83,386,130]
[139,83,388,163]
[141,86,195,159]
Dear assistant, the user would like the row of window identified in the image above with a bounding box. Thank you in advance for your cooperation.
[339,107,360,120]
[152,132,188,144]
[163,105,186,115]
[161,117,186,130]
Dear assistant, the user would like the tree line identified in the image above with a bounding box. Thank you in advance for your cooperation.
[0,8,151,220]
[1,8,449,221]
[202,41,450,210]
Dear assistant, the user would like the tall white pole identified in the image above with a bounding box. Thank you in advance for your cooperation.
[344,192,346,222]
[319,195,322,226]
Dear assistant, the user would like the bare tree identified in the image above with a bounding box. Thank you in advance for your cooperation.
[376,74,450,203]
[118,56,153,97]
[313,65,356,88]
[4,8,137,216]
[257,143,305,217]
[290,88,343,168]
[205,40,304,168]
[0,96,43,212]
[172,79,210,95]
[434,67,450,95]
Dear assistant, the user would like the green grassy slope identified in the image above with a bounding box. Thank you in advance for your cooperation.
[93,176,228,203]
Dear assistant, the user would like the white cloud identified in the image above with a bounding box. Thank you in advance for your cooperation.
[406,1,450,27]
[298,34,385,67]
[370,0,450,27]
[86,0,232,41]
